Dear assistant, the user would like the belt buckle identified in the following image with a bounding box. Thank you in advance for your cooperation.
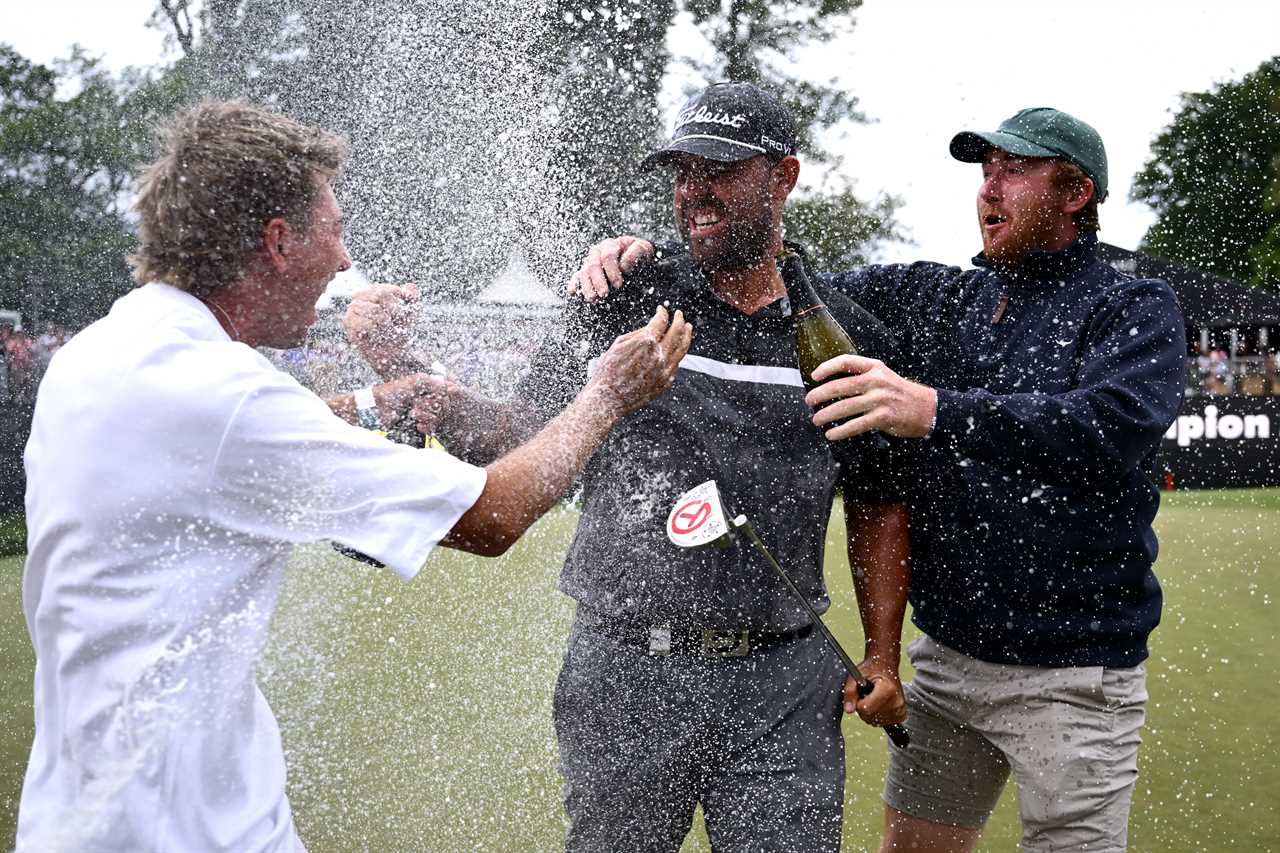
[648,626,672,656]
[701,629,749,658]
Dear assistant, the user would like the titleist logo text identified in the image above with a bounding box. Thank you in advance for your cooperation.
[676,105,748,130]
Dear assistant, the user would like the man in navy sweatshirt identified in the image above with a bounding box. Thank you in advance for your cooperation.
[802,108,1185,852]
[573,106,1185,852]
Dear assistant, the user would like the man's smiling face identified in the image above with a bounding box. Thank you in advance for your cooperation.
[671,153,777,273]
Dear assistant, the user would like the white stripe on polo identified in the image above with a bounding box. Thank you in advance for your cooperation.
[673,133,766,154]
[588,353,803,388]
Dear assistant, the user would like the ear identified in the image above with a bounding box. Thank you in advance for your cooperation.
[261,217,292,272]
[1062,176,1095,215]
[773,156,800,201]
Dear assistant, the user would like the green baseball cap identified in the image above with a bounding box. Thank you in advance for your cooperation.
[950,107,1108,201]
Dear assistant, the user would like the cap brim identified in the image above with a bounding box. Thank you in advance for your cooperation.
[950,130,1058,163]
[640,136,765,171]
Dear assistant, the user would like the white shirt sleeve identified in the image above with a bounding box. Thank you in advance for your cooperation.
[205,370,487,579]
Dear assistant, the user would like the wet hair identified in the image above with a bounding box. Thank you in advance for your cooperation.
[130,100,348,298]
[1052,159,1100,233]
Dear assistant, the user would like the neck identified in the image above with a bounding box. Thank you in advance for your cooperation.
[1036,225,1081,256]
[708,255,786,316]
[202,283,263,347]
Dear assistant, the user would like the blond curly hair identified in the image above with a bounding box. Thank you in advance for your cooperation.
[130,101,348,297]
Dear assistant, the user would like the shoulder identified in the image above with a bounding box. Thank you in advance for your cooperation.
[567,252,703,329]
[823,260,977,304]
[1084,260,1183,324]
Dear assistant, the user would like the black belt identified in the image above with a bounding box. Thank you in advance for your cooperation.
[576,607,814,658]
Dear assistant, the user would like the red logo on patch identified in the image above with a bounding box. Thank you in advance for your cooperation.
[669,500,712,535]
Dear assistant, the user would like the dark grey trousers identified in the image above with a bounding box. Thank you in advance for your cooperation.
[552,616,847,853]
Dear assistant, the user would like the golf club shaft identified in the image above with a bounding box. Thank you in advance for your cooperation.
[738,520,910,749]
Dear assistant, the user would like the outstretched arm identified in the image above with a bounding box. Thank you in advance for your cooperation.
[442,306,693,556]
[806,282,1186,486]
[842,500,909,727]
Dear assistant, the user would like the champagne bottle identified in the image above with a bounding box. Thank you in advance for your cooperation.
[782,252,860,390]
[781,251,887,447]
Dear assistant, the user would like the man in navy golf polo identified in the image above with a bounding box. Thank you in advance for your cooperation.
[344,82,911,852]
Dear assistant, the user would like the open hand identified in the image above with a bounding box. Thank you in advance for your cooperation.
[587,305,692,417]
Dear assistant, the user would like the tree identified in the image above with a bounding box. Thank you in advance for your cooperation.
[0,46,158,328]
[154,0,600,296]
[787,190,904,271]
[535,0,674,271]
[1132,57,1280,289]
[538,0,903,272]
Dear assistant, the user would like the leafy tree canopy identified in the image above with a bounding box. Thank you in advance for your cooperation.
[0,46,170,328]
[1132,56,1280,290]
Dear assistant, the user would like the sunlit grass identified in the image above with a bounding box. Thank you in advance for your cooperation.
[2,488,1277,851]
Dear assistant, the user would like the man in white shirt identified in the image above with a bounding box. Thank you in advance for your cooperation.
[18,101,691,853]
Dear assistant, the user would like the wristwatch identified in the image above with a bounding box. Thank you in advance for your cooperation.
[353,386,380,430]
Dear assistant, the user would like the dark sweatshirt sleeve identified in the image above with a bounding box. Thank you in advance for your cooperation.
[929,277,1186,485]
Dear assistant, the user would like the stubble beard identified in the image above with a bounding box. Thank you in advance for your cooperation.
[683,207,775,274]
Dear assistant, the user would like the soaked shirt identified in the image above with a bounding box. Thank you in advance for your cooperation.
[518,252,898,631]
[19,283,486,853]
[828,234,1186,667]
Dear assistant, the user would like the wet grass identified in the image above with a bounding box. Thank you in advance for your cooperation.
[1,488,1278,851]
[0,514,24,558]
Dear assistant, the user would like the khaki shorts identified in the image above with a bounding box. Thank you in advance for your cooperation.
[884,634,1147,852]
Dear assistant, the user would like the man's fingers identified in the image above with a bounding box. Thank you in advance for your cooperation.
[583,247,613,300]
[618,238,656,275]
[844,676,907,725]
[842,676,861,714]
[660,310,691,370]
[599,244,625,291]
[645,304,671,337]
[823,412,879,442]
[568,271,598,300]
[804,374,868,409]
[569,235,651,300]
[812,389,880,428]
[810,354,878,384]
[353,284,410,307]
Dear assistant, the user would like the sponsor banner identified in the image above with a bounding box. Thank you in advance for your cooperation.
[1161,396,1280,489]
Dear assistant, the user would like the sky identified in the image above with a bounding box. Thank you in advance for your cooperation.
[4,0,1279,269]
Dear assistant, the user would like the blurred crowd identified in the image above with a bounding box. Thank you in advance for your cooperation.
[1,323,71,407]
[1187,345,1280,397]
[1,323,72,511]
[271,302,551,401]
[1,306,551,510]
